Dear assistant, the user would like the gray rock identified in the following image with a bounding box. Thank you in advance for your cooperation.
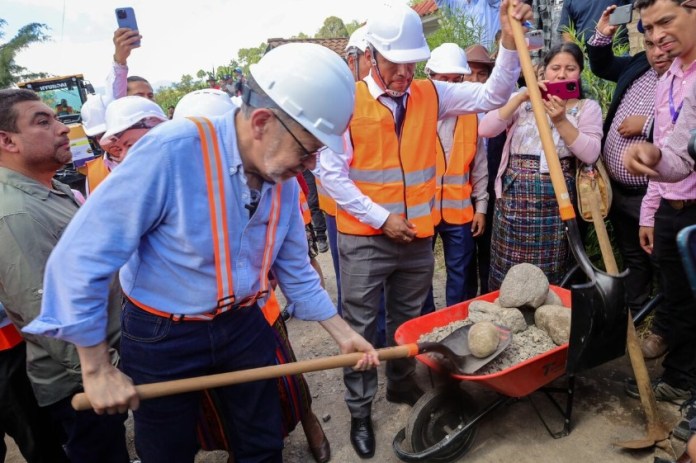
[499,263,549,309]
[543,288,564,307]
[499,308,528,333]
[468,300,501,324]
[468,321,500,358]
[534,305,571,346]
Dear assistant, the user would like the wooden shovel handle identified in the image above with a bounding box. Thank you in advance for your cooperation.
[507,3,576,221]
[72,344,420,411]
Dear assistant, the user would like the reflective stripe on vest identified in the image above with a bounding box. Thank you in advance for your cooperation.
[85,156,111,195]
[338,80,438,237]
[0,321,22,351]
[316,177,337,216]
[128,117,282,322]
[432,114,477,225]
[299,189,312,226]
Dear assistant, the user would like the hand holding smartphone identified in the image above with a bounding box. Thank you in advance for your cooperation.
[115,7,140,46]
[609,4,633,26]
[541,79,580,101]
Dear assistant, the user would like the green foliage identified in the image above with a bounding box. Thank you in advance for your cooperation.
[236,42,267,71]
[416,7,485,78]
[315,16,349,39]
[344,20,363,36]
[0,18,50,88]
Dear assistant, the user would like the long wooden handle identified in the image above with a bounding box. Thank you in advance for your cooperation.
[72,344,419,411]
[587,175,667,438]
[507,3,576,221]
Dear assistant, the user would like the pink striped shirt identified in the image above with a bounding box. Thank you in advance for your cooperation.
[639,58,696,227]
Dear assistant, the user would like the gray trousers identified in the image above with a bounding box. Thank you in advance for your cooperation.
[338,233,434,417]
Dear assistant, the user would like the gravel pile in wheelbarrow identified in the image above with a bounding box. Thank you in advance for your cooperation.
[418,263,570,375]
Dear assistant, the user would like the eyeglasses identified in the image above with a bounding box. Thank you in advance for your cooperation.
[272,112,326,161]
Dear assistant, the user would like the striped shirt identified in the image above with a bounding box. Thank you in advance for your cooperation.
[590,33,657,187]
[640,57,696,227]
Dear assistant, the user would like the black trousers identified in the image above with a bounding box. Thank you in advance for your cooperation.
[609,184,657,312]
[651,200,696,391]
[302,169,327,240]
[0,343,69,463]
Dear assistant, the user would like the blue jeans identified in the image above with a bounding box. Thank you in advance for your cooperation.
[120,300,283,463]
[422,222,476,314]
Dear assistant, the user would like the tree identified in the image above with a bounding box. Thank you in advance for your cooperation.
[237,42,267,71]
[315,16,348,38]
[344,20,363,36]
[0,18,50,88]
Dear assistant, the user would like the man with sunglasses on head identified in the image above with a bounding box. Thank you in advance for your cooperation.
[319,1,532,458]
[25,43,378,463]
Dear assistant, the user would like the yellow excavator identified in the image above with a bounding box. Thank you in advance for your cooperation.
[17,74,101,191]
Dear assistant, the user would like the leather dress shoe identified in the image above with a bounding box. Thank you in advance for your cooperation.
[350,416,375,459]
[302,412,330,463]
[641,331,668,359]
[386,385,424,406]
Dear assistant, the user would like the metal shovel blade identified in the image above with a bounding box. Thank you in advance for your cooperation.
[424,324,512,375]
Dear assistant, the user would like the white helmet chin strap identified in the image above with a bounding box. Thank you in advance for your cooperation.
[369,46,406,98]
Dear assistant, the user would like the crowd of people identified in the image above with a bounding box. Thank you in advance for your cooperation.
[0,0,695,462]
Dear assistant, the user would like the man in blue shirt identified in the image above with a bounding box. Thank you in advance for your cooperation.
[25,43,378,463]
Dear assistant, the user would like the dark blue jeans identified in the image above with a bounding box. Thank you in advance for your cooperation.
[120,300,283,463]
[423,221,476,314]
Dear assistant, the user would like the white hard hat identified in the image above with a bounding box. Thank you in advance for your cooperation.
[80,94,110,137]
[100,96,168,144]
[425,43,471,75]
[249,43,354,153]
[365,3,430,64]
[346,25,369,54]
[173,89,237,119]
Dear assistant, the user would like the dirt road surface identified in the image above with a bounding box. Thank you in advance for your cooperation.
[4,249,688,462]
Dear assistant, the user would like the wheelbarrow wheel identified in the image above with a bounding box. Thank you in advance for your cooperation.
[404,385,478,462]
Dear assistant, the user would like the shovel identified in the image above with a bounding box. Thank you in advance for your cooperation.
[507,4,670,452]
[71,328,510,411]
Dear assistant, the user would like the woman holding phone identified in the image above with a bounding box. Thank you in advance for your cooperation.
[479,42,602,289]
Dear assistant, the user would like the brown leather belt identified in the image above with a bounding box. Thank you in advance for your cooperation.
[665,199,696,210]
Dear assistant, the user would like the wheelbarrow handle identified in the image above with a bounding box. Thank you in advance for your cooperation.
[507,3,576,222]
[71,344,423,411]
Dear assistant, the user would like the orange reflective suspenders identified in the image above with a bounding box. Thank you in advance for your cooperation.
[128,117,282,321]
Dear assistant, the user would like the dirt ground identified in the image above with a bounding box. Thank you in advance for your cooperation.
[4,249,690,463]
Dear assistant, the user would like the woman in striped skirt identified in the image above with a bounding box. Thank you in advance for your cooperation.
[479,42,602,289]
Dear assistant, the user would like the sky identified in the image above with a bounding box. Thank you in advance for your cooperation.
[4,0,411,91]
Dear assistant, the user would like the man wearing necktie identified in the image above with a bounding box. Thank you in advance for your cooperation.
[319,0,532,458]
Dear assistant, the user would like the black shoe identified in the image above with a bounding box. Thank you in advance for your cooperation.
[625,378,692,404]
[317,238,329,253]
[673,396,696,442]
[386,385,424,406]
[350,416,375,459]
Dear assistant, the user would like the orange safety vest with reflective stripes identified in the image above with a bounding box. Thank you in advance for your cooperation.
[316,178,337,217]
[128,117,282,321]
[337,80,438,238]
[299,189,311,226]
[84,156,111,194]
[432,115,478,225]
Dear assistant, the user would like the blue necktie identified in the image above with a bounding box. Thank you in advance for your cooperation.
[392,95,406,136]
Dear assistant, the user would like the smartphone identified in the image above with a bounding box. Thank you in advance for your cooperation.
[115,7,140,46]
[541,79,580,100]
[525,29,544,51]
[609,4,633,26]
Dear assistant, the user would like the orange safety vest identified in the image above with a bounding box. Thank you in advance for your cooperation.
[0,318,22,351]
[432,115,478,225]
[315,178,337,217]
[299,189,311,226]
[259,290,281,325]
[337,80,438,238]
[128,117,282,321]
[84,156,111,194]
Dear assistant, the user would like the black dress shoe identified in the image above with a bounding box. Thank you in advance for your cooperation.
[350,416,375,459]
[386,385,424,406]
